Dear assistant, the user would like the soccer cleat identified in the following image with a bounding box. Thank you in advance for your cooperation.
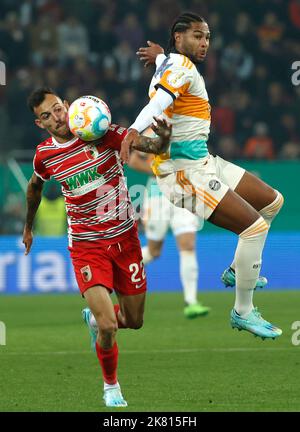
[230,307,282,339]
[184,302,211,319]
[221,267,268,290]
[103,387,128,408]
[82,307,98,352]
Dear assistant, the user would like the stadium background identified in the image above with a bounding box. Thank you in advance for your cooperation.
[1,0,300,414]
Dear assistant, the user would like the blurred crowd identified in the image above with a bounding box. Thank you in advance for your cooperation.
[0,0,299,160]
[1,0,300,234]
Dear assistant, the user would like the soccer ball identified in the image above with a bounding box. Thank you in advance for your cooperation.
[68,95,111,141]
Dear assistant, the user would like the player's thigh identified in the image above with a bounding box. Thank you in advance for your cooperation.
[113,232,147,296]
[170,204,199,250]
[143,195,170,242]
[215,155,277,211]
[147,239,164,257]
[234,171,277,211]
[175,232,196,251]
[209,188,261,234]
[116,291,146,328]
[70,245,114,295]
[83,285,116,330]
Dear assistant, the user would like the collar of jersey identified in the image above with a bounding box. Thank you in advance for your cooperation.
[52,136,78,148]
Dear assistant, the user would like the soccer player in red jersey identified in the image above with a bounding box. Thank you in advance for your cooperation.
[22,87,171,408]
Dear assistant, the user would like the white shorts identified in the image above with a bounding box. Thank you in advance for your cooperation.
[143,193,200,241]
[156,155,245,220]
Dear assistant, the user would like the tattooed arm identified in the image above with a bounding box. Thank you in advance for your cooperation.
[129,117,172,155]
[23,173,44,255]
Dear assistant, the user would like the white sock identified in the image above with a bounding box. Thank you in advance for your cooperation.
[179,250,198,305]
[234,217,269,317]
[104,381,120,391]
[142,246,155,265]
[230,191,284,271]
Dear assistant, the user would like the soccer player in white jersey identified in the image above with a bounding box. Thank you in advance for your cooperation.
[130,150,210,318]
[22,87,171,408]
[120,12,284,340]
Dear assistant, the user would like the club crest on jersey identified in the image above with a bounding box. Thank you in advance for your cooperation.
[80,265,92,282]
[84,144,99,160]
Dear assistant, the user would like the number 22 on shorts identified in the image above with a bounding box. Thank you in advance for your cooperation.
[129,260,146,288]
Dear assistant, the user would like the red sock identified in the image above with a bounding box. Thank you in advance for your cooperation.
[95,341,118,385]
[114,304,127,328]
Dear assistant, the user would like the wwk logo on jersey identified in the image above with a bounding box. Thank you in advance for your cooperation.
[66,166,104,191]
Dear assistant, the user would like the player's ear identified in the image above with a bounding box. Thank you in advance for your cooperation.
[63,100,69,110]
[35,118,45,129]
[174,32,181,43]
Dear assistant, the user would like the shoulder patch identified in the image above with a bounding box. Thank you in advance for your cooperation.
[167,70,187,88]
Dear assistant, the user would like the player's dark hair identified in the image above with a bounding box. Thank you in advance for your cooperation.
[27,87,58,112]
[167,12,206,54]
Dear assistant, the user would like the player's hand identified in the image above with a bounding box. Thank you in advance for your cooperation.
[136,41,164,67]
[120,129,139,163]
[23,226,33,255]
[151,117,172,142]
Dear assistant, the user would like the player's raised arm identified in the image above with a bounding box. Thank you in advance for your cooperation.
[120,89,173,162]
[23,173,44,255]
[130,117,171,155]
[136,41,165,67]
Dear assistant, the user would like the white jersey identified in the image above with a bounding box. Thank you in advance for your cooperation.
[148,53,211,176]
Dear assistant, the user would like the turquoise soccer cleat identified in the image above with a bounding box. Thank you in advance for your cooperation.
[184,302,211,319]
[222,267,268,290]
[230,307,282,340]
[103,387,128,408]
[82,307,98,352]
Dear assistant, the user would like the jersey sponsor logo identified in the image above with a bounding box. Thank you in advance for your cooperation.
[80,265,92,282]
[65,166,104,191]
[209,179,221,191]
[167,71,186,88]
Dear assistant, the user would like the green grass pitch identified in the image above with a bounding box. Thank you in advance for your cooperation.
[0,290,299,412]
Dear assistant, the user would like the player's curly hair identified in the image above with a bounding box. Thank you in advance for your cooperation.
[166,12,206,54]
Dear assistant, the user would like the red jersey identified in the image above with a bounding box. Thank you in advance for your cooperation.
[33,124,135,247]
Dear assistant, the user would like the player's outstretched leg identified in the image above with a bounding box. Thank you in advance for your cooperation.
[221,174,284,292]
[83,286,128,408]
[230,217,282,339]
[208,188,282,340]
[221,267,267,290]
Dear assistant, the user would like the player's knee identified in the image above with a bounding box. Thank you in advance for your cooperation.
[178,240,194,251]
[129,319,143,330]
[148,245,161,258]
[98,318,118,338]
[239,216,269,240]
[125,316,144,330]
[260,190,284,219]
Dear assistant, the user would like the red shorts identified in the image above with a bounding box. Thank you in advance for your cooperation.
[70,229,147,296]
